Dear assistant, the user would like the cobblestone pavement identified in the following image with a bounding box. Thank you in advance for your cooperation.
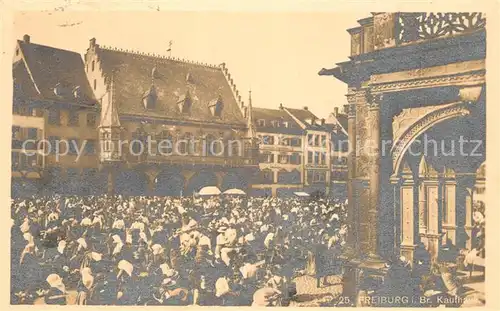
[289,274,343,307]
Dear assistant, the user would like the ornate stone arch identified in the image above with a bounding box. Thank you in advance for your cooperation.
[391,101,471,176]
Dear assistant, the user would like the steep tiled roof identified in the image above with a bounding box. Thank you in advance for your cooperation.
[95,47,246,126]
[252,107,303,135]
[326,112,348,134]
[16,40,96,104]
[13,60,39,99]
[285,107,329,131]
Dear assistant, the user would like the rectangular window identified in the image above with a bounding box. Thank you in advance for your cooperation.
[307,134,314,146]
[321,135,326,147]
[257,119,266,127]
[314,152,320,164]
[278,154,289,164]
[314,135,320,146]
[307,151,313,164]
[262,135,274,145]
[290,153,301,165]
[291,138,301,147]
[48,108,61,125]
[87,113,97,127]
[27,128,38,140]
[320,152,326,165]
[68,110,79,126]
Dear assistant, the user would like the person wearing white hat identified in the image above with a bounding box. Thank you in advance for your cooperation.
[44,274,67,305]
[76,267,94,305]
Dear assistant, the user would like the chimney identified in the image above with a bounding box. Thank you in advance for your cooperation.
[303,106,308,110]
[23,34,30,43]
[334,107,339,116]
[321,118,325,125]
[279,103,284,110]
[89,38,96,48]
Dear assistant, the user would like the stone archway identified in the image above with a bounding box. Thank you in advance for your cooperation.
[155,169,185,197]
[221,170,248,192]
[185,170,218,195]
[391,102,472,177]
[115,169,148,196]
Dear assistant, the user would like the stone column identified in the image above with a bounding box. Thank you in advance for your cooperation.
[366,94,381,257]
[425,167,441,262]
[442,167,457,245]
[399,162,417,263]
[390,175,402,254]
[345,92,358,252]
[464,187,474,250]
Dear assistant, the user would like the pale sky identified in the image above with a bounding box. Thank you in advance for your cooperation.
[13,11,368,118]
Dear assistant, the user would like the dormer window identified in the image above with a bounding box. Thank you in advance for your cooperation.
[177,91,192,114]
[209,96,224,117]
[142,85,157,109]
[257,119,266,127]
[186,72,195,84]
[73,86,82,99]
[53,83,63,96]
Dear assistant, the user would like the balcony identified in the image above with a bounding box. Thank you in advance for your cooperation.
[347,13,485,57]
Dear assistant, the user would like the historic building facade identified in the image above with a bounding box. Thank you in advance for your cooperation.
[12,35,100,197]
[251,105,304,197]
[85,38,259,196]
[320,11,486,278]
[11,35,260,197]
[326,107,349,198]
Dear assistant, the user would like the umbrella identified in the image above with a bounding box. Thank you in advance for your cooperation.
[198,186,221,196]
[223,188,246,195]
[294,191,310,197]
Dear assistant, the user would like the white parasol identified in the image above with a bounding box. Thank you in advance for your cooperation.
[223,188,246,195]
[198,186,222,196]
[293,191,310,197]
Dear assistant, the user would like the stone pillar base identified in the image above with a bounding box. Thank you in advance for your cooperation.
[426,234,441,262]
[400,243,416,264]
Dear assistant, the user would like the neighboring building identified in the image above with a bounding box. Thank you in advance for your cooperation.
[250,104,332,197]
[12,35,100,197]
[325,106,349,198]
[284,106,332,195]
[251,104,304,197]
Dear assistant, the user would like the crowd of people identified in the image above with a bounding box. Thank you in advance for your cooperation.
[10,192,486,307]
[11,194,349,306]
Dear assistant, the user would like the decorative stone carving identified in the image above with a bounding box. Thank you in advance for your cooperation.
[373,13,396,50]
[370,72,485,93]
[393,105,444,144]
[459,85,483,102]
[392,102,471,174]
[398,13,486,43]
[350,31,362,56]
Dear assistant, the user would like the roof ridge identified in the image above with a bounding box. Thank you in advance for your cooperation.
[18,40,81,56]
[98,44,220,69]
[219,62,245,115]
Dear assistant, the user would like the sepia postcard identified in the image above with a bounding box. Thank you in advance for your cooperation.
[1,0,498,309]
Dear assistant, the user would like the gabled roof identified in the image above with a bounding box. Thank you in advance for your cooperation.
[326,111,348,135]
[285,107,329,131]
[13,60,39,99]
[15,39,97,104]
[94,46,246,125]
[252,107,303,135]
